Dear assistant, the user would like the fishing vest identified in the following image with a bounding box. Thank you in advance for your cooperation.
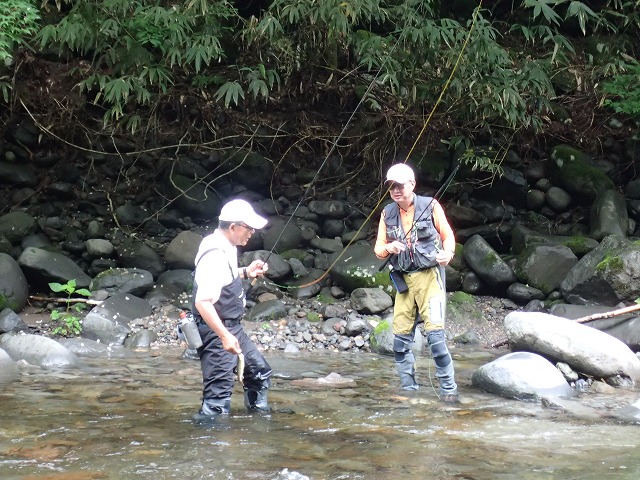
[383,194,441,272]
[192,248,245,323]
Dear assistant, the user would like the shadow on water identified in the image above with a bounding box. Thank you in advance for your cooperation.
[1,347,639,479]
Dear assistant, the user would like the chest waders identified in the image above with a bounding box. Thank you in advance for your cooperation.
[192,249,272,423]
[384,200,458,399]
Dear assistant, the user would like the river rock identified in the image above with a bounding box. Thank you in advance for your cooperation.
[472,351,573,401]
[504,311,640,386]
[0,333,78,368]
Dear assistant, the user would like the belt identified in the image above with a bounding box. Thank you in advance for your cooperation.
[195,317,241,327]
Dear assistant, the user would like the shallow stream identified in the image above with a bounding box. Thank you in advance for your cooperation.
[1,346,639,479]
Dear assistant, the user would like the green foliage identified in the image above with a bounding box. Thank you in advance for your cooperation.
[48,279,92,337]
[4,0,638,151]
[601,58,640,119]
[0,0,40,102]
[0,0,40,63]
[36,0,237,128]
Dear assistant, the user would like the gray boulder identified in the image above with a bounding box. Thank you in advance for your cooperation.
[116,239,166,279]
[560,235,640,306]
[504,311,640,386]
[0,211,37,244]
[18,247,91,288]
[242,250,292,281]
[514,244,578,295]
[590,189,629,240]
[163,230,202,269]
[0,308,28,333]
[90,267,154,296]
[82,293,152,346]
[245,299,287,323]
[0,253,28,312]
[0,333,78,368]
[472,351,573,401]
[462,234,516,288]
[350,288,393,314]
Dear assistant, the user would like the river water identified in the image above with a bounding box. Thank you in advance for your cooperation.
[1,346,639,480]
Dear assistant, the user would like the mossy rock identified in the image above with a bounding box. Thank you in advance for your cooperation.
[550,144,615,200]
[330,244,394,294]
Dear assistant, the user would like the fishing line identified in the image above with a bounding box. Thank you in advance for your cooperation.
[251,4,426,289]
[261,1,484,291]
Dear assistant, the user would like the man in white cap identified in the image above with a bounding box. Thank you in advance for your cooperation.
[191,198,272,422]
[374,163,459,403]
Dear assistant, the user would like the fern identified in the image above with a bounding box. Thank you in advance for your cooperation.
[0,0,40,63]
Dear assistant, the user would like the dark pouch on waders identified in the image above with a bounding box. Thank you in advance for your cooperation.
[389,270,408,293]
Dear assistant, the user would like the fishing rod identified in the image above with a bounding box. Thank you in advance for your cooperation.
[377,162,460,272]
[250,0,482,292]
[246,12,423,295]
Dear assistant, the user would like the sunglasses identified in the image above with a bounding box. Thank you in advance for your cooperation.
[389,182,406,191]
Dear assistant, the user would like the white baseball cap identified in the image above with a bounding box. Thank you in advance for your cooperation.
[385,163,415,183]
[219,199,268,229]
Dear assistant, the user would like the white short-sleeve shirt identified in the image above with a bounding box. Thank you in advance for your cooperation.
[194,229,240,304]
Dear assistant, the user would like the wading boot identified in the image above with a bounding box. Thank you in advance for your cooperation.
[192,397,231,424]
[243,389,271,413]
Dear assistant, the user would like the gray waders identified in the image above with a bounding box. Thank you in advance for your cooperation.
[393,328,457,395]
[426,329,457,395]
[393,333,419,390]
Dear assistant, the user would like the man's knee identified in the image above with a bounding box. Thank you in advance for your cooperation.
[393,334,414,362]
[427,329,451,367]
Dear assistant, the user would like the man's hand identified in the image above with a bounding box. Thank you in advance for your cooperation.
[221,333,242,354]
[436,249,454,266]
[384,241,406,255]
[248,259,268,278]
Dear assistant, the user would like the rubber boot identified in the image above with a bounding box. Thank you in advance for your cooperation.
[192,397,231,424]
[427,329,459,403]
[394,334,419,391]
[243,389,271,413]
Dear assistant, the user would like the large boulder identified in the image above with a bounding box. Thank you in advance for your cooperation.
[504,311,640,386]
[550,303,640,352]
[549,144,615,201]
[82,293,152,346]
[18,247,92,290]
[0,333,78,368]
[329,244,393,293]
[0,253,28,312]
[560,235,640,306]
[472,351,573,401]
[515,244,578,295]
[462,234,516,289]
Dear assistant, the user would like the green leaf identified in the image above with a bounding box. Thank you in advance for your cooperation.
[49,282,66,293]
[214,81,245,107]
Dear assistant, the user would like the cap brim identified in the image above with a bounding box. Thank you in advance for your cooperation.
[245,213,268,230]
